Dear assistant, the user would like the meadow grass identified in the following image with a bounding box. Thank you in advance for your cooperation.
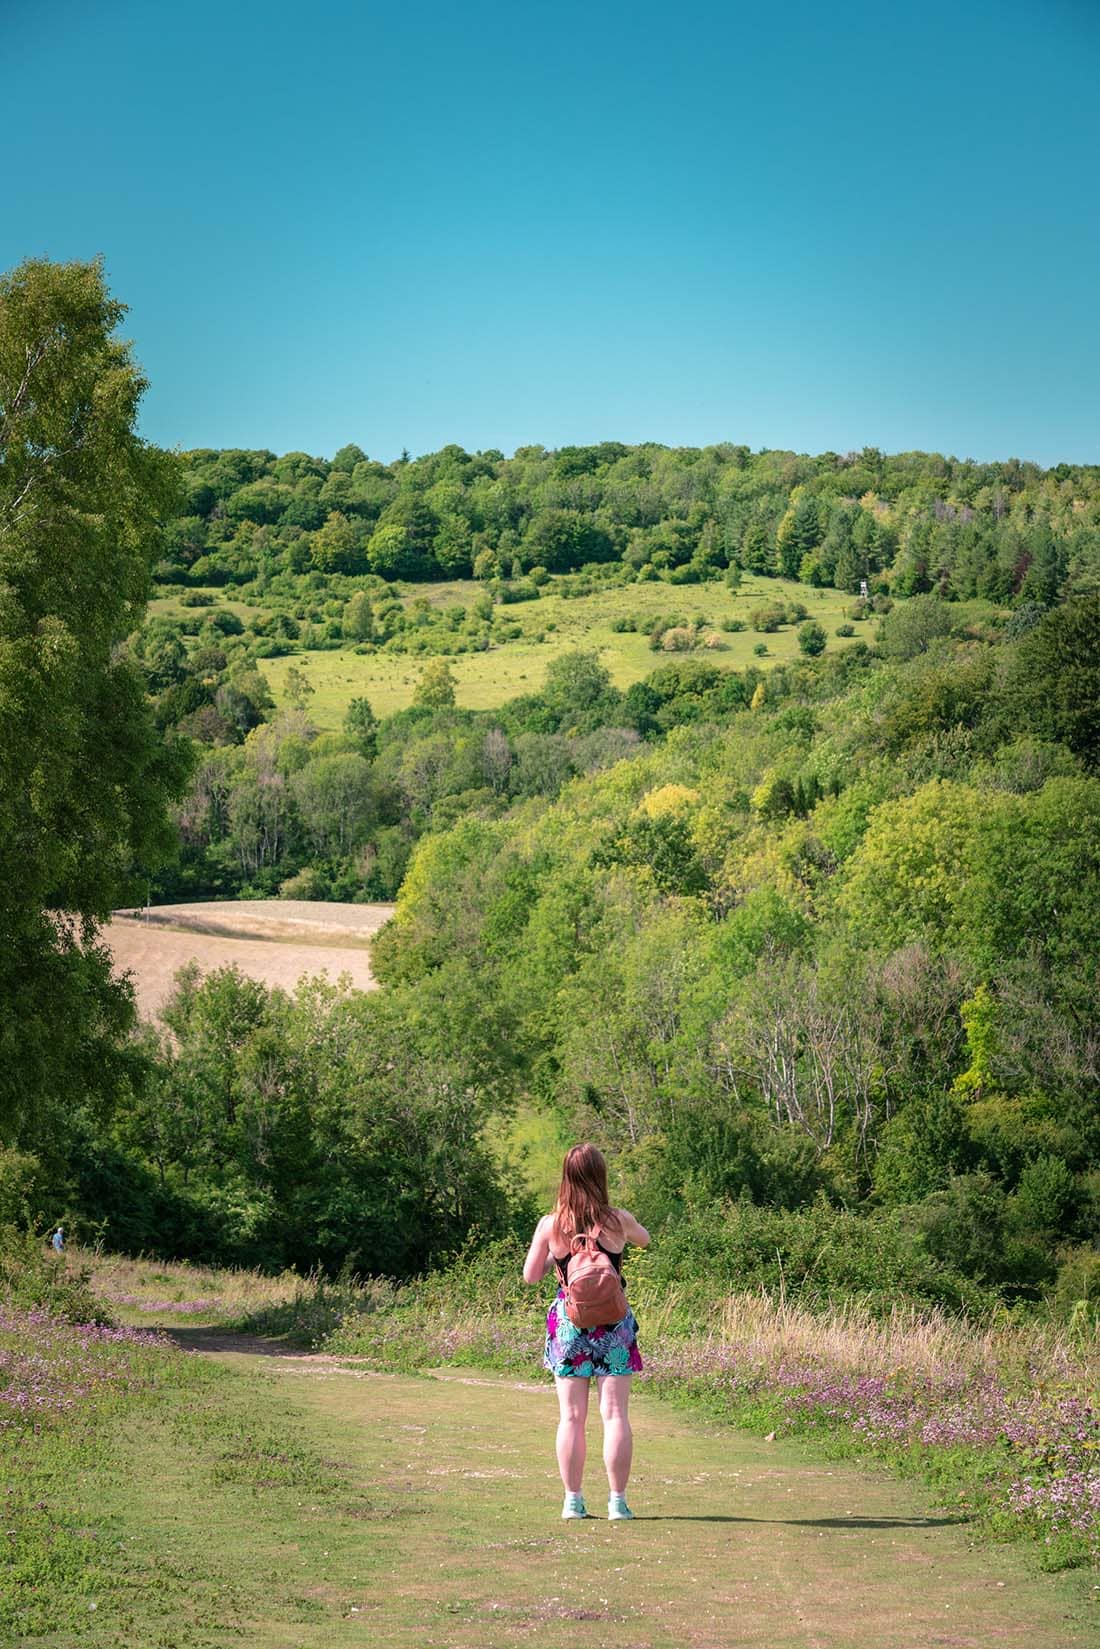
[0,1302,389,1647]
[6,1291,1095,1647]
[7,1248,1097,1646]
[86,1249,308,1326]
[71,1246,1100,1574]
[257,576,868,727]
[152,573,1002,728]
[146,590,265,622]
[318,1260,1100,1573]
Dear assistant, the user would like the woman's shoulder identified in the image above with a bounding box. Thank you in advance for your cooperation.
[611,1207,649,1245]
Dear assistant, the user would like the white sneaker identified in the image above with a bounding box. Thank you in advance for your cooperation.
[608,1495,634,1520]
[562,1493,587,1519]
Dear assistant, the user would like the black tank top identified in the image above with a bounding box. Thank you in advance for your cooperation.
[553,1233,624,1285]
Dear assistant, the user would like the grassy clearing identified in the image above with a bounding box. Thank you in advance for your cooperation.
[146,589,265,622]
[1,1306,384,1648]
[257,576,866,728]
[86,1249,311,1328]
[316,1259,1100,1575]
[84,1245,1100,1576]
[4,1296,1095,1648]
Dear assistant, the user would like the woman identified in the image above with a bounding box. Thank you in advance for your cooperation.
[523,1143,649,1521]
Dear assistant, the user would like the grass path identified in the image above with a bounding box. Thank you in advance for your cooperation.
[38,1328,1089,1649]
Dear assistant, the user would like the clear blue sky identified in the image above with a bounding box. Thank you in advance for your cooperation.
[5,0,1099,465]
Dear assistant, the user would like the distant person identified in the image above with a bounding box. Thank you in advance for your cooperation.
[51,1226,64,1252]
[523,1143,649,1521]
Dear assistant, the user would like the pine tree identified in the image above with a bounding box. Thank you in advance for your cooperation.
[741,520,774,575]
[776,494,822,579]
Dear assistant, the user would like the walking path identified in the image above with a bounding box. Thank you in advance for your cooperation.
[165,1329,1093,1649]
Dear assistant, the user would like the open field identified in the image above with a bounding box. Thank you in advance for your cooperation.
[147,591,266,622]
[104,899,393,1021]
[257,576,867,728]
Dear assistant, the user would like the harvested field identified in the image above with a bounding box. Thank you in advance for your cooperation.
[104,899,394,1022]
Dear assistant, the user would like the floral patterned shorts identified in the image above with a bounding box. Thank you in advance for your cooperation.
[543,1288,644,1378]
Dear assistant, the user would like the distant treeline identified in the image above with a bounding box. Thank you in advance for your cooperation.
[159,441,1100,603]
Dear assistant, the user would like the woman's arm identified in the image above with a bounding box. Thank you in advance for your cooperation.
[617,1209,650,1249]
[522,1214,555,1284]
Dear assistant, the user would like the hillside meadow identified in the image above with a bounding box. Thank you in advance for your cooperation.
[10,1294,1095,1649]
[252,575,869,725]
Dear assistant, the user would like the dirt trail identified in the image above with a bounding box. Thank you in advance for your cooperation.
[170,1328,1093,1649]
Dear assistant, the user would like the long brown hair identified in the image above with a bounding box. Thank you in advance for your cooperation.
[552,1144,622,1243]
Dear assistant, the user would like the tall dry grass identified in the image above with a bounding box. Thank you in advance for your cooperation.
[83,1247,307,1321]
[649,1286,1098,1390]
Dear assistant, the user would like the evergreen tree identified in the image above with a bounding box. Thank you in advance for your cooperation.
[740,519,774,575]
[776,493,821,579]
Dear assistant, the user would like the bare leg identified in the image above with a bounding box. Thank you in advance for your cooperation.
[597,1375,633,1496]
[554,1374,589,1493]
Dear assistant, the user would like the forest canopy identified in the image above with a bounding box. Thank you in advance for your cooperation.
[157,438,1100,604]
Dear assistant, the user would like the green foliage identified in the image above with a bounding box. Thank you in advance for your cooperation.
[343,693,379,757]
[6,287,1097,1306]
[110,964,525,1274]
[1007,594,1100,769]
[593,808,708,896]
[0,257,191,1159]
[412,657,457,708]
[836,775,1100,973]
[537,647,621,731]
[290,751,374,857]
[0,1146,45,1224]
[156,438,1100,626]
[876,593,956,658]
[639,1197,994,1316]
[0,1225,108,1323]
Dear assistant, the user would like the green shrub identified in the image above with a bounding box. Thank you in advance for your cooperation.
[0,1148,44,1225]
[0,1226,110,1324]
[1049,1244,1100,1326]
[635,1197,994,1318]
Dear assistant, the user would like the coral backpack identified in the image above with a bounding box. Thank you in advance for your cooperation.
[564,1230,628,1330]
